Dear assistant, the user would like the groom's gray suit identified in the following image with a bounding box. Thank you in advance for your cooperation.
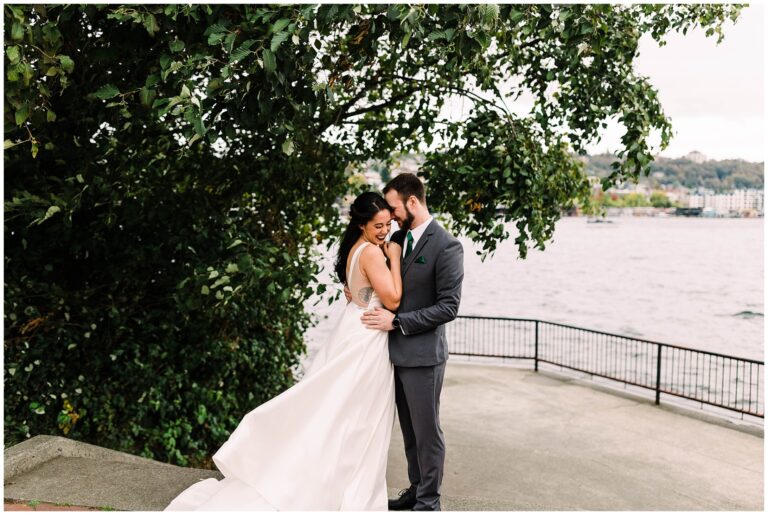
[389,219,464,511]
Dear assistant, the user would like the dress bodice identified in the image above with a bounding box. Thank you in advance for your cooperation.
[348,242,383,310]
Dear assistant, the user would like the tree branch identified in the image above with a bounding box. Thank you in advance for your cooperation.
[341,87,418,119]
[384,74,508,116]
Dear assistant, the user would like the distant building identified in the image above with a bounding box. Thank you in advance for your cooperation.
[686,189,764,215]
[684,151,708,164]
[391,155,422,176]
[363,170,383,187]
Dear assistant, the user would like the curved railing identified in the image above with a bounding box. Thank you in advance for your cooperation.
[447,316,764,419]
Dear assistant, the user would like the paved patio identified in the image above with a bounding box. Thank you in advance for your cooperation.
[4,362,763,510]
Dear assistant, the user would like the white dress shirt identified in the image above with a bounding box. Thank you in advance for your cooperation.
[402,216,433,258]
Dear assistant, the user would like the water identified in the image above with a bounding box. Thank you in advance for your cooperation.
[304,217,764,362]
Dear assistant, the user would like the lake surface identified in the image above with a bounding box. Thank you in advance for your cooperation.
[304,217,764,362]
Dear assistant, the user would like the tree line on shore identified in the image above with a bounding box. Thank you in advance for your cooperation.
[583,153,763,192]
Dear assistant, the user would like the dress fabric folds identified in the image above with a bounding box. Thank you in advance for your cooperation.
[164,242,395,511]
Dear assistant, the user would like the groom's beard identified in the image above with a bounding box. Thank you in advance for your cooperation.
[399,207,415,232]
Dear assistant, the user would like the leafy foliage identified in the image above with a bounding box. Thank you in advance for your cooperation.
[4,4,741,463]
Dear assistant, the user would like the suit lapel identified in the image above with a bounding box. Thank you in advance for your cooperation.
[402,219,437,276]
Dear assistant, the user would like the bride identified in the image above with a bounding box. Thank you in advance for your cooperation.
[164,192,402,511]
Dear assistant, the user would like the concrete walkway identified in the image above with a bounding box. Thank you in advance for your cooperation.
[388,361,763,510]
[4,362,763,510]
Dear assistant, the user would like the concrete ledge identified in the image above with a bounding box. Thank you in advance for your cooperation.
[4,435,177,479]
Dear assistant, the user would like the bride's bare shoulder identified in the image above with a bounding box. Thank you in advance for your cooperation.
[359,243,385,266]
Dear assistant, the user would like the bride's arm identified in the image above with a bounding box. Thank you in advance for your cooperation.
[359,243,402,311]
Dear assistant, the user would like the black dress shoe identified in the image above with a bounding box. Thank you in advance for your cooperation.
[388,487,417,510]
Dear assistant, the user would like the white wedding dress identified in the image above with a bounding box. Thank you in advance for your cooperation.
[164,242,395,511]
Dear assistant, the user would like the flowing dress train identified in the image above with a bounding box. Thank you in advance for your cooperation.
[164,242,395,511]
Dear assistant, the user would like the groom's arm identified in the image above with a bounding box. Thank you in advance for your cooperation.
[397,238,464,336]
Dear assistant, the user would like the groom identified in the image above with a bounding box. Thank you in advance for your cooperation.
[361,173,464,511]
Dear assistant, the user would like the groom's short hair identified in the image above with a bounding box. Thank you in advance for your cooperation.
[383,173,426,205]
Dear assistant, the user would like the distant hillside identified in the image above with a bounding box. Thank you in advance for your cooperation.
[581,154,764,192]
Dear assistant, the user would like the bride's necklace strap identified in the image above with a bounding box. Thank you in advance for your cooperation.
[351,241,369,268]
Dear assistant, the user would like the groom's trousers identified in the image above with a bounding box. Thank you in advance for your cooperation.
[394,362,446,511]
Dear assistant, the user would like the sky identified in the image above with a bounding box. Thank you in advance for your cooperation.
[594,3,765,162]
[440,4,765,163]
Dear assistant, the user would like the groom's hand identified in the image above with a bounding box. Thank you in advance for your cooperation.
[361,307,395,331]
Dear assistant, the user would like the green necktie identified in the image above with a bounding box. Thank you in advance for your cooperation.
[404,231,414,259]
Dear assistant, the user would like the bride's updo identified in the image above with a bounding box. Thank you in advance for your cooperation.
[335,192,392,284]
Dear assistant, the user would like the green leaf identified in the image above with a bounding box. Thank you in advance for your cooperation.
[203,23,227,36]
[139,87,155,107]
[282,138,294,156]
[94,84,120,100]
[208,32,225,46]
[46,110,56,122]
[39,205,61,224]
[169,39,185,52]
[30,402,45,415]
[211,275,230,289]
[262,49,276,73]
[201,285,210,295]
[143,13,160,37]
[224,32,237,53]
[402,30,411,48]
[6,46,20,63]
[196,405,207,424]
[230,42,254,64]
[207,78,223,92]
[11,22,24,41]
[5,139,17,149]
[7,61,22,81]
[270,31,290,52]
[271,18,291,33]
[58,55,74,73]
[479,4,500,26]
[14,103,29,126]
[193,115,205,136]
[21,62,33,86]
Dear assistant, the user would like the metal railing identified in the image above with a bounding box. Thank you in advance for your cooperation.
[447,316,764,419]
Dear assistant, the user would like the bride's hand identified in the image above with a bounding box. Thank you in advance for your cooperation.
[384,241,402,260]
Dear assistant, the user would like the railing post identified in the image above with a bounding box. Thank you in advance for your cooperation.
[534,320,539,372]
[655,343,662,405]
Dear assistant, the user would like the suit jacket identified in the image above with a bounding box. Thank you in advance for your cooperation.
[389,219,464,367]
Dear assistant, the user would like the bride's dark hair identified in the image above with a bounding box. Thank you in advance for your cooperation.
[335,191,392,284]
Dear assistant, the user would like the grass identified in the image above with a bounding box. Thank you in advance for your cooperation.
[4,498,118,511]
